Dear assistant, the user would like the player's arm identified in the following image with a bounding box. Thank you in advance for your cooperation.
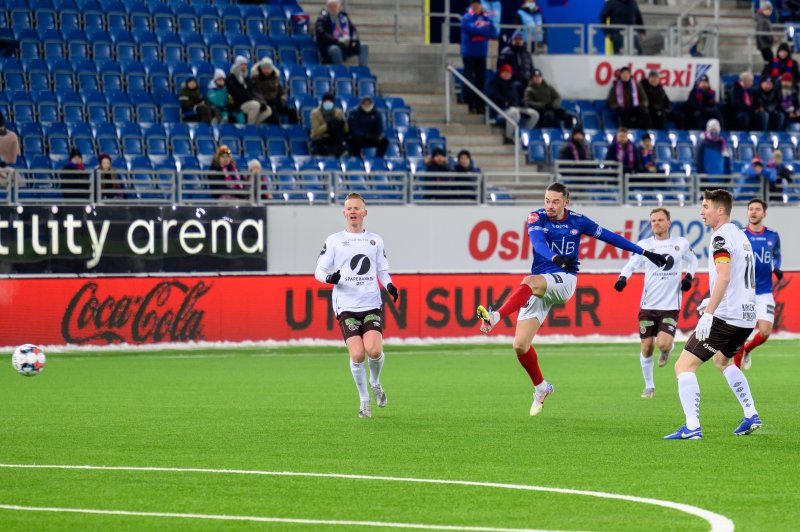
[314,238,341,285]
[376,237,399,302]
[615,248,644,292]
[695,248,731,340]
[583,218,667,267]
[681,241,699,291]
[773,234,783,280]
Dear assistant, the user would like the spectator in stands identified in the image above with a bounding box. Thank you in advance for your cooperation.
[755,2,775,63]
[0,113,20,167]
[558,126,591,161]
[315,0,368,67]
[497,30,534,100]
[778,72,800,126]
[523,69,573,128]
[62,148,90,192]
[639,133,657,173]
[207,69,233,124]
[227,56,269,125]
[599,0,645,55]
[642,69,682,130]
[762,42,800,83]
[605,128,642,174]
[347,95,389,157]
[179,77,213,124]
[423,147,455,200]
[754,76,785,131]
[607,66,650,129]
[310,93,347,157]
[695,119,731,175]
[461,0,497,114]
[486,64,539,143]
[685,74,723,130]
[249,159,271,200]
[738,156,776,199]
[731,71,756,131]
[767,149,794,198]
[455,149,477,173]
[250,57,299,125]
[97,153,124,200]
[515,0,544,53]
[210,145,243,199]
[450,149,479,200]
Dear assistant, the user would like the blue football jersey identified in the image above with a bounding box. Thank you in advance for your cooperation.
[526,208,604,276]
[743,226,782,295]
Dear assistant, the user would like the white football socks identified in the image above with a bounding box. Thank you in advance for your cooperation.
[640,353,654,389]
[723,365,758,418]
[368,352,384,387]
[677,372,701,430]
[350,360,369,401]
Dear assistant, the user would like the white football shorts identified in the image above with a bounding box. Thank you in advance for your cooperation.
[755,293,775,324]
[518,272,578,324]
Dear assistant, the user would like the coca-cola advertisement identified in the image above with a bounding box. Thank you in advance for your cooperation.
[0,273,795,346]
[0,206,267,274]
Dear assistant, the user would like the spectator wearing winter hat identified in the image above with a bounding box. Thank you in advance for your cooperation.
[315,0,368,67]
[461,0,497,114]
[523,68,574,128]
[210,145,243,200]
[639,133,657,173]
[642,69,683,130]
[179,77,213,124]
[738,156,776,200]
[762,42,800,83]
[310,93,347,157]
[206,68,230,124]
[755,2,775,63]
[685,74,723,130]
[497,30,534,100]
[515,0,544,53]
[558,126,591,161]
[605,127,642,174]
[347,95,389,157]
[486,63,539,143]
[607,66,650,129]
[754,76,784,131]
[778,71,800,126]
[226,56,268,125]
[0,112,20,167]
[62,148,91,193]
[731,70,756,131]
[96,153,125,200]
[423,147,453,201]
[695,119,731,176]
[250,57,298,125]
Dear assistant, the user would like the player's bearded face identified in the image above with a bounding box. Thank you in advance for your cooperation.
[748,206,765,225]
[544,192,567,219]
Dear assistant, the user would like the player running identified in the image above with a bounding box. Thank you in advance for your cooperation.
[315,192,399,418]
[665,189,761,440]
[476,183,668,416]
[614,208,698,398]
[732,198,783,370]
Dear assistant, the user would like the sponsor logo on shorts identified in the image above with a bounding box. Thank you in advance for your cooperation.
[345,318,360,331]
[767,305,775,315]
[663,317,677,326]
[702,342,719,353]
[364,313,381,324]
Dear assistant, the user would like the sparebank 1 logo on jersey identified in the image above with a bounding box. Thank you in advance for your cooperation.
[350,254,371,275]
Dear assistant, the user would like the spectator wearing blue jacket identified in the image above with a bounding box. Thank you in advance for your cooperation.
[738,156,776,200]
[347,95,389,157]
[695,119,731,176]
[461,0,497,114]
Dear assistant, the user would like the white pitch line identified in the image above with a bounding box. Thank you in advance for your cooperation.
[0,504,559,532]
[0,464,733,532]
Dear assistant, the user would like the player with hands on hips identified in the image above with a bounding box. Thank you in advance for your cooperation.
[315,192,399,418]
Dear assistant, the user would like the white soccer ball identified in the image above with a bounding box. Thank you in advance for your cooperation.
[12,344,46,377]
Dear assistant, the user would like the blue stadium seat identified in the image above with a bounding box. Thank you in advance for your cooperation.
[130,90,158,123]
[129,2,152,33]
[169,123,193,156]
[107,91,133,122]
[106,1,128,33]
[18,29,41,60]
[112,30,137,67]
[675,142,694,164]
[21,122,45,156]
[655,142,674,163]
[65,29,89,60]
[44,122,70,156]
[157,91,181,123]
[83,89,109,122]
[308,64,332,97]
[97,59,123,92]
[251,34,275,61]
[528,141,546,163]
[68,121,95,155]
[94,122,121,155]
[12,90,35,123]
[779,143,795,163]
[143,123,168,156]
[152,3,175,33]
[34,90,60,123]
[72,58,99,91]
[286,64,309,96]
[118,122,144,156]
[2,58,26,91]
[175,3,198,33]
[217,123,243,155]
[549,141,565,163]
[88,29,113,62]
[244,6,266,35]
[206,33,230,67]
[158,30,184,67]
[59,91,85,122]
[272,35,297,64]
[79,0,104,32]
[144,59,171,92]
[124,60,148,92]
[181,31,207,64]
[192,123,216,155]
[10,0,33,30]
[222,5,244,35]
[591,141,609,161]
[228,34,252,60]
[136,30,160,63]
[197,4,221,34]
[736,142,755,163]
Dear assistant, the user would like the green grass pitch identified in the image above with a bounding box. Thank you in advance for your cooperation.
[1,340,798,531]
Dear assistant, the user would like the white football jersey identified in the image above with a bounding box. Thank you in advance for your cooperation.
[708,223,757,328]
[620,235,698,311]
[316,229,389,314]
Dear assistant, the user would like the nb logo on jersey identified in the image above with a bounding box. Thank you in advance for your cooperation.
[350,254,371,275]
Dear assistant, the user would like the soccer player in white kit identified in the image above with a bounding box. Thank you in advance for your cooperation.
[665,189,761,440]
[614,208,698,398]
[315,193,399,418]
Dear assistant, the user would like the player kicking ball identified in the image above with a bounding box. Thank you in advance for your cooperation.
[315,193,399,418]
[665,189,761,440]
[732,198,783,370]
[614,208,698,398]
[476,183,668,416]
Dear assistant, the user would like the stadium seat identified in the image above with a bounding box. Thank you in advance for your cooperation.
[21,122,45,156]
[83,90,110,122]
[129,2,152,33]
[136,31,161,63]
[97,59,123,92]
[60,91,85,122]
[80,0,104,33]
[12,90,35,123]
[143,123,169,156]
[169,123,193,156]
[10,0,33,30]
[181,31,207,64]
[131,90,158,123]
[112,31,137,67]
[65,29,90,60]
[152,3,175,33]
[251,34,276,61]
[44,122,70,156]
[124,61,148,92]
[24,58,50,91]
[106,2,128,34]
[157,91,181,123]
[73,58,99,91]
[88,29,113,62]
[68,121,95,155]
[222,5,244,35]
[228,34,253,60]
[118,122,144,156]
[197,4,221,34]
[244,6,266,35]
[34,90,60,123]
[206,33,231,67]
[145,59,171,92]
[3,58,26,91]
[94,122,121,155]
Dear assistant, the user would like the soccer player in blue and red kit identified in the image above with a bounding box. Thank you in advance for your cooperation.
[733,198,783,370]
[477,183,667,415]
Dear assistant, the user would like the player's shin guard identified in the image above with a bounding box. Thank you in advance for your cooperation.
[723,365,758,418]
[517,346,544,386]
[745,332,768,354]
[368,352,384,387]
[350,360,370,402]
[497,283,534,320]
[677,372,701,430]
[640,353,654,389]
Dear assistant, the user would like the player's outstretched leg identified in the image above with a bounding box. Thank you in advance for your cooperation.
[477,282,535,334]
[476,305,499,334]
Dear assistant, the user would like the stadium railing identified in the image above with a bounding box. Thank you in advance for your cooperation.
[409,171,482,205]
[482,171,554,205]
[625,172,694,206]
[14,169,95,205]
[177,170,253,206]
[554,160,624,205]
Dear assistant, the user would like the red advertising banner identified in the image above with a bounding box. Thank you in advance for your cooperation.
[0,273,796,346]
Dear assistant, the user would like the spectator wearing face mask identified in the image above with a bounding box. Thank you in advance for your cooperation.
[347,95,389,157]
[695,119,731,176]
[311,93,347,157]
[515,0,544,53]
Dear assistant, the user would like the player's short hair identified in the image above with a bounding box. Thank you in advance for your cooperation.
[703,189,732,215]
[344,192,366,205]
[747,198,767,211]
[545,182,569,199]
[650,207,671,220]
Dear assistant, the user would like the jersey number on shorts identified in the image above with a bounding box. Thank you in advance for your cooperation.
[552,274,563,284]
[744,255,756,289]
